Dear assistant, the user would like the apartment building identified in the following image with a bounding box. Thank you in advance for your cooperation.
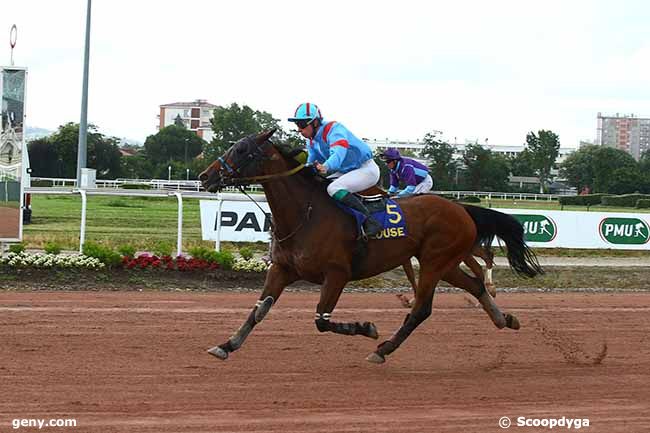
[158,99,217,141]
[596,112,650,160]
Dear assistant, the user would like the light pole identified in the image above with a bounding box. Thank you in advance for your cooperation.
[168,165,171,181]
[186,168,190,181]
[76,0,92,186]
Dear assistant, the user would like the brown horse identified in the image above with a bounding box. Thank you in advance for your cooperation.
[199,130,542,364]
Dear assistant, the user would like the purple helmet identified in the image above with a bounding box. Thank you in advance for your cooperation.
[381,148,401,161]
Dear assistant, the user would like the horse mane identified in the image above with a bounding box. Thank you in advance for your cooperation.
[271,141,331,189]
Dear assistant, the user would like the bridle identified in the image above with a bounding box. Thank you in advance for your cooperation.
[211,136,312,243]
[215,138,305,188]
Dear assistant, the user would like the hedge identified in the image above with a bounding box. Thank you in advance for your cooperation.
[636,199,650,209]
[558,194,610,206]
[121,183,152,190]
[601,194,650,207]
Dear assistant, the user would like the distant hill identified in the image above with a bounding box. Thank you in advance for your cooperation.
[23,127,143,147]
[25,126,53,141]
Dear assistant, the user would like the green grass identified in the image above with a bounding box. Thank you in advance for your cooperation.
[24,194,218,252]
[20,194,650,256]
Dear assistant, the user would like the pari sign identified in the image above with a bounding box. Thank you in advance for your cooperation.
[599,218,650,245]
[200,200,272,242]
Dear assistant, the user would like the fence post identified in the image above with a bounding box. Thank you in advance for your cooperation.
[215,195,224,252]
[171,192,183,257]
[76,189,87,253]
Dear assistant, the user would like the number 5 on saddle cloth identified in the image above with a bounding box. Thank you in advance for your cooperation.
[337,196,408,240]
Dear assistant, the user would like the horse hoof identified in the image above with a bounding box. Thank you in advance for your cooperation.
[207,345,229,360]
[366,352,385,364]
[505,314,520,330]
[366,323,379,340]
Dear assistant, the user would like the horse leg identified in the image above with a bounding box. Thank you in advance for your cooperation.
[315,271,379,339]
[396,260,417,308]
[367,266,439,364]
[442,266,519,330]
[462,255,484,307]
[472,246,496,297]
[398,256,485,309]
[207,264,298,360]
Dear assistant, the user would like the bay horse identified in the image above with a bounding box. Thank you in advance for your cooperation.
[198,130,542,364]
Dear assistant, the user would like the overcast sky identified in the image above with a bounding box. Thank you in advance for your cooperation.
[3,0,649,147]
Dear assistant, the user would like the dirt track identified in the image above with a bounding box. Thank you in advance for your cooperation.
[1,291,649,432]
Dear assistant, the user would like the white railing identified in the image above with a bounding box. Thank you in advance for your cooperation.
[30,177,262,193]
[435,190,560,201]
[24,187,265,255]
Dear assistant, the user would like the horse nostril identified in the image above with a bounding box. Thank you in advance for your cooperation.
[198,172,208,182]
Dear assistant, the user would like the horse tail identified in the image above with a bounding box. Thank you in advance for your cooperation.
[462,204,544,278]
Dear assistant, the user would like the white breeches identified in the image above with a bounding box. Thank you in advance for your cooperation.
[414,175,434,194]
[326,159,380,197]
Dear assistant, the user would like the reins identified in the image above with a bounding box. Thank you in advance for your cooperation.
[234,161,314,244]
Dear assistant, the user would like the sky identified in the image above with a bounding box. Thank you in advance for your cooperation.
[2,0,650,148]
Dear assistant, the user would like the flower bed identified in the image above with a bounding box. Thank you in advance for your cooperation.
[232,257,270,273]
[1,250,270,274]
[1,252,105,270]
[122,254,221,271]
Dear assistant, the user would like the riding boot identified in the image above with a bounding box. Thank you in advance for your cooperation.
[337,192,383,238]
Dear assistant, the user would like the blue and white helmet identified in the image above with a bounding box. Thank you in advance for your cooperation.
[288,102,322,123]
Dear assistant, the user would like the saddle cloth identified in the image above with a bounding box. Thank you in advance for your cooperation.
[338,196,408,239]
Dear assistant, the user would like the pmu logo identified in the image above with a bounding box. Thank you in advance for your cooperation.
[599,218,650,245]
[513,214,557,242]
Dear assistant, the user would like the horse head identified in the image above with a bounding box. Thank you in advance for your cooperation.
[199,129,281,192]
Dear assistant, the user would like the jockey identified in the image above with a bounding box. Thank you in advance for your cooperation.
[288,102,383,237]
[380,148,434,197]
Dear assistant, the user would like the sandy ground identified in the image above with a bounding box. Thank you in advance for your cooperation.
[0,291,649,433]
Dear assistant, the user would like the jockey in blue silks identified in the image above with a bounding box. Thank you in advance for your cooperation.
[288,102,383,237]
[380,148,434,197]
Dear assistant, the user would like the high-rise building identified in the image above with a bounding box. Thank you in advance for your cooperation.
[596,113,650,160]
[158,99,217,141]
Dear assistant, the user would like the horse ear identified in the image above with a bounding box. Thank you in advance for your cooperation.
[256,129,277,144]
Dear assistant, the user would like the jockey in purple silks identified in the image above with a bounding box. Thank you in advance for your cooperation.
[380,148,434,197]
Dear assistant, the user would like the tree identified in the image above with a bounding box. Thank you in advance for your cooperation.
[483,153,511,191]
[509,149,537,177]
[173,114,185,127]
[525,130,560,192]
[143,124,205,165]
[559,145,599,192]
[45,123,122,179]
[460,144,510,191]
[608,166,643,195]
[205,103,284,162]
[420,132,456,189]
[119,154,154,180]
[591,147,638,193]
[560,145,640,193]
[27,137,59,177]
